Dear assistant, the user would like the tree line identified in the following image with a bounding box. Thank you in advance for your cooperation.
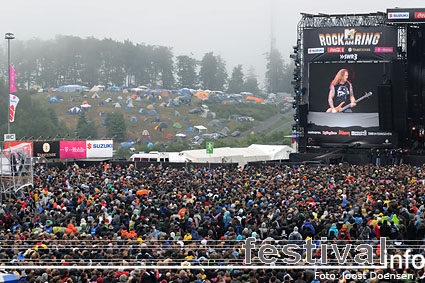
[0,35,294,94]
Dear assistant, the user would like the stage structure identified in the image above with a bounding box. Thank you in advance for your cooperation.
[291,8,425,152]
[0,142,33,200]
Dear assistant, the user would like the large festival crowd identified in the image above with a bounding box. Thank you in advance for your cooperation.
[1,161,425,283]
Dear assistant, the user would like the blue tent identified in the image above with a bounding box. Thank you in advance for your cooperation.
[49,97,58,103]
[166,118,173,124]
[98,101,106,107]
[182,116,190,121]
[101,120,105,125]
[167,102,175,107]
[137,104,143,108]
[154,116,162,122]
[148,109,157,115]
[147,142,154,148]
[139,108,147,114]
[180,88,191,95]
[187,126,193,132]
[130,116,137,123]
[57,95,64,99]
[125,106,132,111]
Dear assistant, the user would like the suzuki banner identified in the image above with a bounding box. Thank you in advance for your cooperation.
[387,8,425,23]
[86,140,113,158]
[60,141,86,159]
[304,26,398,62]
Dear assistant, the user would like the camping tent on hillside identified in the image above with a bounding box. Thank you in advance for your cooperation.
[49,97,58,103]
[139,108,147,114]
[67,107,81,114]
[105,98,113,103]
[59,85,84,93]
[90,85,104,92]
[91,92,100,99]
[130,116,137,123]
[113,103,121,108]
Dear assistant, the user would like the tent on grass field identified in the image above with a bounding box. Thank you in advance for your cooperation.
[67,107,81,114]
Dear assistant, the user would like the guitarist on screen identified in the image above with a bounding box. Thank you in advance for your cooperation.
[328,68,356,113]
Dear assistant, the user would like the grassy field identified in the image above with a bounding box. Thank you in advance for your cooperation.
[34,91,282,147]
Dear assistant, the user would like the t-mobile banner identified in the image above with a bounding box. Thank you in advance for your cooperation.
[60,141,87,159]
[86,140,113,158]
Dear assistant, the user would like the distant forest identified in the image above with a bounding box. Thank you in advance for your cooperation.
[0,35,294,94]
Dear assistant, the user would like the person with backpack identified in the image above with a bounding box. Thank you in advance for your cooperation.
[359,222,371,242]
[328,223,339,239]
[338,224,351,243]
[389,221,400,240]
[288,226,303,245]
[301,221,316,238]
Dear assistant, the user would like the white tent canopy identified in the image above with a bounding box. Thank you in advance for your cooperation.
[180,144,294,166]
[91,92,100,99]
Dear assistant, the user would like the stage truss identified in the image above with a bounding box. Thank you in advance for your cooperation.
[292,12,406,151]
[0,142,34,200]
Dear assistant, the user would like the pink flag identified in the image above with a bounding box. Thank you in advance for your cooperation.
[9,65,17,93]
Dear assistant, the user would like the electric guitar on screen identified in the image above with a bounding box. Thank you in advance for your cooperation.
[326,91,372,113]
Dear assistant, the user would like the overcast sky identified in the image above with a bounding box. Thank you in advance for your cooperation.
[1,0,423,87]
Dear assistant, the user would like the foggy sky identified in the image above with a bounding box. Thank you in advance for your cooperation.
[1,0,423,87]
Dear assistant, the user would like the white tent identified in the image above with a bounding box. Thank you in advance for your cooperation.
[91,92,100,99]
[105,98,113,103]
[90,85,101,92]
[113,103,121,108]
[194,125,207,133]
[81,104,92,109]
[117,96,123,100]
[127,102,134,108]
[180,144,294,166]
[67,106,81,114]
[135,96,142,101]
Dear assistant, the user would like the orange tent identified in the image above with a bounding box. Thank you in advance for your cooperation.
[246,96,263,103]
[195,91,209,99]
[131,94,138,99]
[82,101,89,105]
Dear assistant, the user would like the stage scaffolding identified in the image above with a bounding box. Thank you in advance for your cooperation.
[0,142,33,200]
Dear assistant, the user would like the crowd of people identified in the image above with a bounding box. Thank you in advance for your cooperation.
[1,162,425,282]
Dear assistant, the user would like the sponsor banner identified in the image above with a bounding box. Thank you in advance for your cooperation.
[328,47,344,53]
[375,47,393,53]
[304,26,397,62]
[33,141,60,159]
[3,141,33,157]
[415,12,425,19]
[388,12,409,19]
[86,140,113,158]
[308,48,324,54]
[387,8,425,22]
[351,130,367,136]
[307,126,396,145]
[60,141,87,159]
